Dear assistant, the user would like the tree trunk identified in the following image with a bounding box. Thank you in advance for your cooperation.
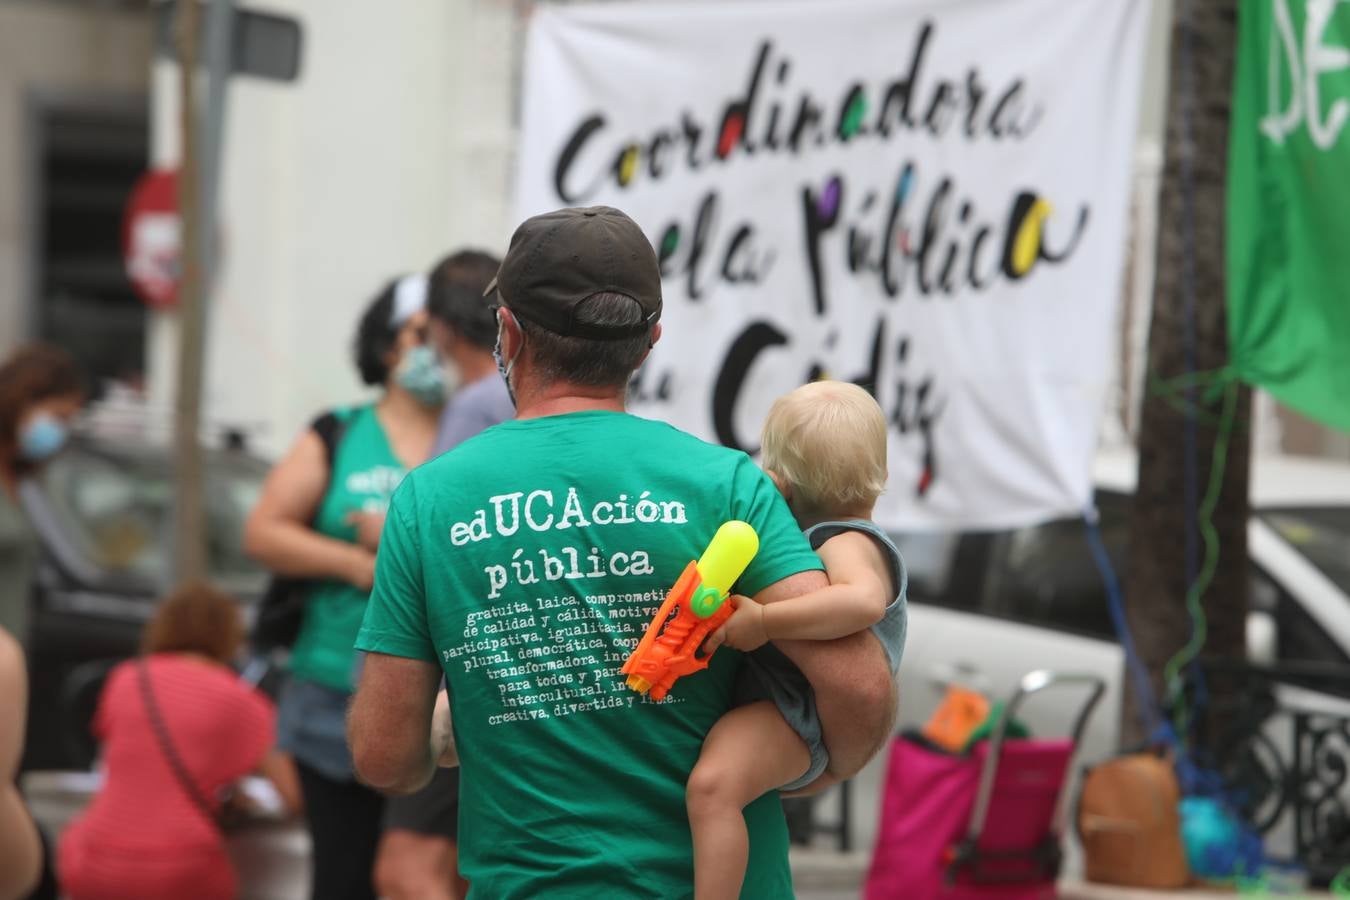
[1124,0,1250,750]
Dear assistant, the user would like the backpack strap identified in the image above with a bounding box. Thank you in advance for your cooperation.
[310,409,351,471]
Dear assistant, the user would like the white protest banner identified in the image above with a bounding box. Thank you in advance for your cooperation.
[514,0,1147,530]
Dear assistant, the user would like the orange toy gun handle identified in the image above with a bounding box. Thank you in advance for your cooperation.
[621,564,737,701]
[621,521,759,701]
[649,601,734,700]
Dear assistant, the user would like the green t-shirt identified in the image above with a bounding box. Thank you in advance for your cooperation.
[290,405,406,692]
[357,411,821,899]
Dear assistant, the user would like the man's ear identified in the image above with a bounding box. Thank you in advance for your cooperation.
[634,322,662,368]
[767,469,792,502]
[498,307,523,359]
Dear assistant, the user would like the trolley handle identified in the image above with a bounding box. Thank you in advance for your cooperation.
[963,669,1107,846]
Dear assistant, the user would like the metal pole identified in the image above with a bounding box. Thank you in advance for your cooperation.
[172,0,205,583]
[172,0,233,584]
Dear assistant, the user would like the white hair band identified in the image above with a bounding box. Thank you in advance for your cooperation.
[390,273,429,327]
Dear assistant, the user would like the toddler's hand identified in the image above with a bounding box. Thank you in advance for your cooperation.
[712,594,769,652]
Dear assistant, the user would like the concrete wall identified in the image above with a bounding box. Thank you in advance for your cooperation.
[147,0,518,456]
[0,2,151,357]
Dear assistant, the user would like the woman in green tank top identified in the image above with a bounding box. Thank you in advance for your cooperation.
[244,274,445,900]
[0,343,83,900]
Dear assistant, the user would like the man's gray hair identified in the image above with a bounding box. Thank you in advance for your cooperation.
[516,292,651,388]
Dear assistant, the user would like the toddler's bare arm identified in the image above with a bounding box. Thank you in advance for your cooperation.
[712,532,893,651]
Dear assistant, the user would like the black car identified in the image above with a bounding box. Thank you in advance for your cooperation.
[21,434,270,771]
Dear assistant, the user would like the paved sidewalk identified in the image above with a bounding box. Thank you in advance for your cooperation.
[1060,881,1330,899]
[789,848,1336,898]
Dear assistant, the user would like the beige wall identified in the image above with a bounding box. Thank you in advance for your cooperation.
[1139,0,1173,146]
[0,2,151,356]
[148,0,518,455]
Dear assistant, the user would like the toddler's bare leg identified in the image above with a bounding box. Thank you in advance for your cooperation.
[687,701,811,900]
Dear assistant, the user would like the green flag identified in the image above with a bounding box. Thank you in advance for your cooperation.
[1228,0,1350,431]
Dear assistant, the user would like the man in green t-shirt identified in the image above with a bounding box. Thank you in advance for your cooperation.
[349,207,894,899]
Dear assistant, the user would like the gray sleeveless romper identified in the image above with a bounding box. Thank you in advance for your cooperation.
[740,519,908,791]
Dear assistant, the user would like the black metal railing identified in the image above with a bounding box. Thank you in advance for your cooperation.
[1198,659,1350,885]
[792,661,1350,877]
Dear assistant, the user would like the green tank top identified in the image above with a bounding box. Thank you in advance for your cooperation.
[289,404,406,692]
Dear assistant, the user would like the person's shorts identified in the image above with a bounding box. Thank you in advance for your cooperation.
[276,676,354,781]
[382,766,460,840]
[735,576,909,792]
[735,648,827,792]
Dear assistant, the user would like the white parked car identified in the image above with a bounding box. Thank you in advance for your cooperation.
[895,451,1350,758]
[840,452,1350,868]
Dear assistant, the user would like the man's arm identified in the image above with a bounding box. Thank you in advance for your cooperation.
[753,570,897,780]
[348,652,444,795]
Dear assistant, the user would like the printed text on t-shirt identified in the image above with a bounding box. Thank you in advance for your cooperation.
[448,485,689,598]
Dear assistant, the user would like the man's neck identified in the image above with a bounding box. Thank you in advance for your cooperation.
[451,347,497,386]
[513,378,627,421]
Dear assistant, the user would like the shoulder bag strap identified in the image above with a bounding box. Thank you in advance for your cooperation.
[135,659,218,821]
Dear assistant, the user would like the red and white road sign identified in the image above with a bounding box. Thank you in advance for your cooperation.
[122,169,180,309]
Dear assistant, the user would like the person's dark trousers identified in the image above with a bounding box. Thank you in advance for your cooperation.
[781,796,816,845]
[296,759,385,900]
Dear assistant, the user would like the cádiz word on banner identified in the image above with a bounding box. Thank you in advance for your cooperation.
[516,0,1147,528]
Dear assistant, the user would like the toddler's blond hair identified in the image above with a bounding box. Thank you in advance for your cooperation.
[760,381,888,512]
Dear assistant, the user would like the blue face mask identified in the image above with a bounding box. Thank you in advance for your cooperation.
[396,345,447,408]
[19,412,69,462]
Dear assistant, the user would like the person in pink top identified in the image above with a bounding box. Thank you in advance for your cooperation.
[58,583,298,900]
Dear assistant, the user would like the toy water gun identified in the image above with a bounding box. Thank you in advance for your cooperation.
[622,521,759,701]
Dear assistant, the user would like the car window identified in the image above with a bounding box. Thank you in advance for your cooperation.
[886,491,1128,631]
[40,444,266,591]
[978,492,1128,640]
[1250,566,1350,670]
[887,530,991,613]
[1262,507,1350,598]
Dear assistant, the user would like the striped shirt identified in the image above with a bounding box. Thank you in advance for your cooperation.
[58,655,274,900]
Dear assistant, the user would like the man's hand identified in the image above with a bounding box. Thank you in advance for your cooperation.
[432,689,459,768]
[709,594,769,652]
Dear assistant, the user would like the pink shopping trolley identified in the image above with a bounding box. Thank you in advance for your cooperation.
[864,670,1106,900]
